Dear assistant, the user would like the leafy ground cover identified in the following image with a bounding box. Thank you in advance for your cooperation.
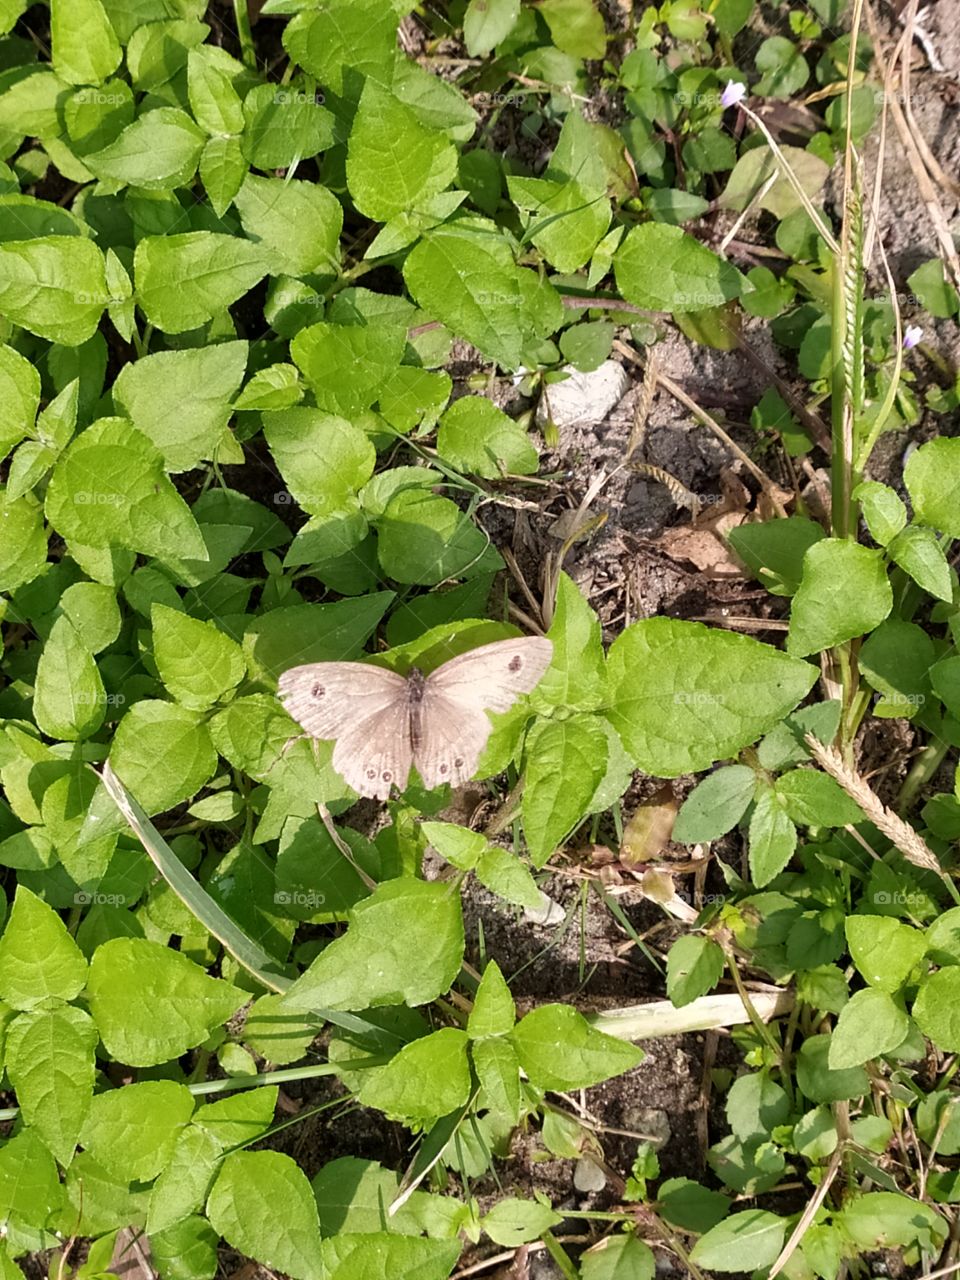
[1,0,959,1277]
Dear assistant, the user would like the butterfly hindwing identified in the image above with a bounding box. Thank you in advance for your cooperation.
[414,687,492,791]
[330,698,414,800]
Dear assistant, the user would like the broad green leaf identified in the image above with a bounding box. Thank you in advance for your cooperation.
[796,1031,868,1101]
[240,83,335,170]
[860,619,934,717]
[87,937,246,1067]
[468,962,515,1039]
[0,1129,61,1230]
[243,993,316,1065]
[522,714,609,867]
[206,1151,323,1280]
[581,1234,656,1280]
[719,145,829,219]
[80,1081,195,1182]
[46,417,207,560]
[774,769,864,827]
[326,1236,461,1280]
[152,605,245,710]
[290,322,405,418]
[33,614,105,740]
[510,1004,642,1090]
[0,490,47,592]
[5,1004,97,1165]
[58,1149,147,1236]
[658,1178,731,1233]
[112,341,248,472]
[85,107,205,189]
[57,581,122,653]
[508,175,610,273]
[690,1210,786,1272]
[243,595,392,682]
[473,1037,521,1122]
[748,788,797,886]
[667,935,725,1007]
[904,437,960,537]
[150,1217,219,1280]
[436,396,538,478]
[605,618,817,776]
[193,1087,279,1149]
[235,175,342,277]
[148,1125,223,1235]
[787,538,892,657]
[0,886,88,1009]
[828,988,909,1068]
[359,1027,471,1122]
[107,700,217,814]
[463,0,520,55]
[0,237,107,345]
[537,571,605,710]
[51,0,121,85]
[377,488,502,585]
[200,134,248,216]
[263,407,376,515]
[673,766,756,843]
[907,258,960,319]
[481,1197,562,1246]
[404,225,564,371]
[347,81,457,222]
[853,481,906,546]
[727,516,825,596]
[615,223,743,313]
[846,916,927,993]
[0,343,40,459]
[538,0,606,57]
[475,846,543,910]
[282,879,464,1013]
[839,1192,947,1254]
[755,35,809,97]
[421,821,488,870]
[914,968,960,1052]
[187,49,244,136]
[886,526,953,602]
[134,232,267,333]
[282,0,398,95]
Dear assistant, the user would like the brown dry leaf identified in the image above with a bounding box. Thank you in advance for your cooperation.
[658,511,748,577]
[620,786,677,866]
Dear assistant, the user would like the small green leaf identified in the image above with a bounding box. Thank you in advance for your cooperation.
[437,396,538,478]
[5,1005,97,1165]
[481,1196,562,1247]
[886,526,953,603]
[0,237,107,345]
[914,968,960,1052]
[690,1210,786,1272]
[235,174,342,278]
[774,769,864,827]
[853,481,907,546]
[85,107,205,190]
[615,223,743,313]
[377,488,501,585]
[33,615,105,740]
[80,1081,195,1182]
[206,1151,323,1280]
[523,714,608,867]
[580,1234,656,1280]
[828,988,910,1068]
[468,960,515,1039]
[748,787,797,887]
[846,916,927,993]
[673,766,756,843]
[51,0,121,86]
[510,1004,642,1090]
[134,232,267,334]
[108,700,218,815]
[787,538,893,657]
[359,1027,471,1122]
[0,886,88,1010]
[463,0,520,55]
[905,438,960,537]
[667,936,725,1007]
[152,605,245,711]
[0,1129,62,1230]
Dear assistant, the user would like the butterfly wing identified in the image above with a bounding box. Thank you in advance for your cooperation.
[414,638,553,790]
[277,662,413,799]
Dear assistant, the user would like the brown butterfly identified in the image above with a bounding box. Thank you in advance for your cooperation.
[278,637,553,799]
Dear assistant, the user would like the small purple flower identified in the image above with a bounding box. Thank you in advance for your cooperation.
[721,81,747,109]
[903,325,923,350]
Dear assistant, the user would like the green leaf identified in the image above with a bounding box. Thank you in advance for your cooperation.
[481,1197,562,1247]
[522,714,609,867]
[673,765,756,843]
[87,937,246,1067]
[264,407,376,515]
[719,145,828,220]
[907,258,960,319]
[112,341,248,473]
[510,1004,642,1090]
[359,1027,471,1122]
[326,1236,461,1280]
[886,526,953,603]
[282,879,464,1013]
[377,488,501,585]
[853,481,906,546]
[200,135,248,216]
[509,175,610,273]
[755,35,809,97]
[0,1129,62,1230]
[152,605,245,711]
[748,787,797,887]
[904,437,960,537]
[240,83,334,170]
[774,769,864,827]
[839,1192,947,1254]
[463,0,520,55]
[828,988,909,1068]
[846,916,927,993]
[107,700,217,814]
[46,418,207,560]
[690,1210,786,1272]
[148,1125,223,1235]
[468,961,515,1038]
[206,1151,323,1280]
[80,1081,195,1182]
[235,175,342,278]
[0,490,47,592]
[605,618,817,776]
[404,225,564,370]
[667,936,725,1007]
[281,0,398,95]
[537,0,606,57]
[85,107,205,189]
[187,49,244,136]
[914,968,960,1052]
[787,538,893,657]
[0,886,88,1010]
[436,396,538,478]
[931,656,960,720]
[33,614,105,740]
[0,237,107,345]
[0,341,40,459]
[134,232,267,333]
[615,223,744,313]
[5,1004,97,1165]
[580,1234,656,1280]
[290,321,405,418]
[475,846,543,910]
[51,0,121,85]
[57,581,121,653]
[728,516,825,596]
[347,80,457,222]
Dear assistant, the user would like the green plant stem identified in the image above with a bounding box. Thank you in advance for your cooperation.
[897,737,951,812]
[539,1230,580,1280]
[233,0,257,68]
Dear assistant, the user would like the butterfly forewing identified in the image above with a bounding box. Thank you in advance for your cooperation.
[278,662,412,798]
[425,637,554,712]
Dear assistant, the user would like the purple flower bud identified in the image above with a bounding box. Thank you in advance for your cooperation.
[903,325,923,350]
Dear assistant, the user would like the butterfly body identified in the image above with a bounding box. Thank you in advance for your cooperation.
[278,637,553,799]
